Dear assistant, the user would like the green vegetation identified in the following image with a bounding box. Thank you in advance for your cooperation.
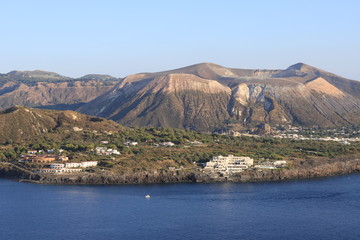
[2,126,360,174]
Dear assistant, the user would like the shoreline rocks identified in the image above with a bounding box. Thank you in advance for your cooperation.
[1,158,360,185]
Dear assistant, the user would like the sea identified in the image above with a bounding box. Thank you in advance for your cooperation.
[0,174,359,240]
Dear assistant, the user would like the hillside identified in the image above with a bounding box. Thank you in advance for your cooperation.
[0,70,119,110]
[0,106,122,143]
[78,63,360,131]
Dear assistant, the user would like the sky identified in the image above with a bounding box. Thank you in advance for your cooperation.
[1,0,360,79]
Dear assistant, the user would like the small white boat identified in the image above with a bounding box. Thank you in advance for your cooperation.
[145,194,151,198]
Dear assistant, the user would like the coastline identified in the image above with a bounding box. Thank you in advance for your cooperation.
[1,158,360,185]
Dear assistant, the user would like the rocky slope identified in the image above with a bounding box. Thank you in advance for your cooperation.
[79,63,360,131]
[0,70,118,110]
[0,106,122,143]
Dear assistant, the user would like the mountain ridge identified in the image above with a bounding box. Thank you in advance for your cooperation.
[0,70,121,111]
[78,62,360,131]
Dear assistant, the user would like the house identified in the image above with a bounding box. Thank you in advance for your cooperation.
[108,149,120,155]
[80,161,98,168]
[57,156,69,161]
[204,155,253,173]
[64,161,98,168]
[124,141,138,146]
[65,162,81,168]
[47,149,55,154]
[160,142,175,147]
[100,141,109,144]
[95,147,108,155]
[27,150,37,154]
[273,160,287,167]
[95,147,120,155]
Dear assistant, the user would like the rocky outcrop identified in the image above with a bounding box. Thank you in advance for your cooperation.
[33,171,207,185]
[0,162,40,180]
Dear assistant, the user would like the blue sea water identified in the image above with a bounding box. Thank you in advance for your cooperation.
[0,175,360,240]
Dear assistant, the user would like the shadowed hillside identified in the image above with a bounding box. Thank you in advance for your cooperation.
[0,106,122,143]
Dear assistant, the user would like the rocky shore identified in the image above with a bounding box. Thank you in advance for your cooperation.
[1,158,360,185]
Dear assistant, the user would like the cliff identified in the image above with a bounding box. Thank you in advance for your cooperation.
[0,162,40,181]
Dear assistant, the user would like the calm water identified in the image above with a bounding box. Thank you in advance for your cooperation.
[0,175,360,240]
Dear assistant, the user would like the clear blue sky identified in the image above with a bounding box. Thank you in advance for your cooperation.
[1,0,359,79]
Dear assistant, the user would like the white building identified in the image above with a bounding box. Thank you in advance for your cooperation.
[63,161,98,168]
[49,163,65,169]
[124,141,138,146]
[273,160,287,167]
[95,147,120,155]
[47,149,55,153]
[108,149,120,155]
[255,160,287,169]
[96,147,108,155]
[61,168,82,173]
[160,142,175,147]
[204,155,253,173]
[65,162,81,168]
[80,161,98,168]
[57,156,69,161]
[38,168,82,174]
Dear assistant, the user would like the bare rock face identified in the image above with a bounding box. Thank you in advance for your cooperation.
[79,71,232,131]
[79,63,360,131]
[0,70,119,110]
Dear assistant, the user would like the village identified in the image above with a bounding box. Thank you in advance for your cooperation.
[16,139,185,175]
[15,136,288,176]
[15,122,359,177]
[224,124,360,145]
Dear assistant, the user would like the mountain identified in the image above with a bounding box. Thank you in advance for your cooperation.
[78,63,360,131]
[0,106,122,143]
[0,70,119,110]
[78,74,118,81]
[1,70,70,82]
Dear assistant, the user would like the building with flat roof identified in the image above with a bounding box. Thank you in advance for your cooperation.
[204,155,253,173]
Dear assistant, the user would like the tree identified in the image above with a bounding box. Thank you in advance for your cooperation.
[0,152,7,161]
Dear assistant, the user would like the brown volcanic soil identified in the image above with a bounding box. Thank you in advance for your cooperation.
[79,63,360,131]
[0,106,122,143]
